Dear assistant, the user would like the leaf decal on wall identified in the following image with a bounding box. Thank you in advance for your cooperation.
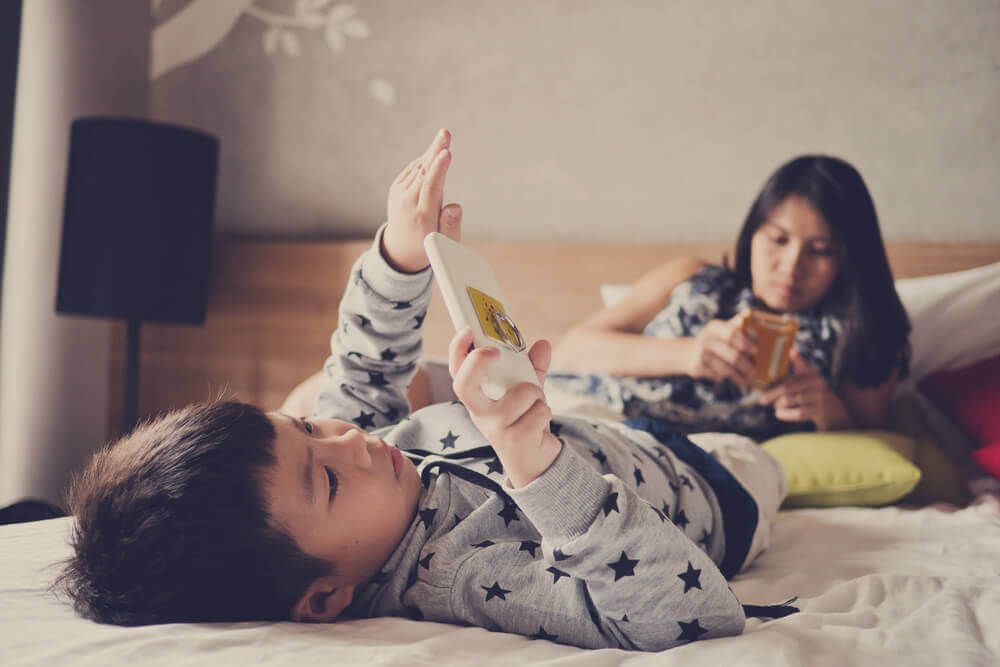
[152,0,392,105]
[151,0,256,80]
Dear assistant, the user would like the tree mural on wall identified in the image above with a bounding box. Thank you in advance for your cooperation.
[151,0,395,105]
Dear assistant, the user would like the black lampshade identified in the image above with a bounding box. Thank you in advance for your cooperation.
[56,117,219,324]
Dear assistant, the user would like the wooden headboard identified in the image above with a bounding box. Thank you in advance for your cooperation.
[110,240,1000,434]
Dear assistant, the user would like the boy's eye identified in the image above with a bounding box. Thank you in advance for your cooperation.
[300,418,313,434]
[325,466,338,501]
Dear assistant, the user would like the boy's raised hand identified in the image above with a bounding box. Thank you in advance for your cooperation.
[448,326,563,489]
[381,128,463,273]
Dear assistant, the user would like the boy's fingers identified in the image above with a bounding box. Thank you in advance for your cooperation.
[421,128,450,166]
[452,348,499,413]
[528,339,551,385]
[447,326,475,380]
[439,203,462,241]
[395,157,420,185]
[418,148,451,213]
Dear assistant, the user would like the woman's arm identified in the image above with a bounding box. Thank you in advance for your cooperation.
[761,352,900,431]
[550,257,708,376]
[838,369,899,429]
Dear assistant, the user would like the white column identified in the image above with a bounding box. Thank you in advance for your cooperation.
[0,0,150,506]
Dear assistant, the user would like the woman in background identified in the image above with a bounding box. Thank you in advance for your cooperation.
[548,155,911,439]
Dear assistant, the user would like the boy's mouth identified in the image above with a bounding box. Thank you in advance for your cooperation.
[388,444,403,480]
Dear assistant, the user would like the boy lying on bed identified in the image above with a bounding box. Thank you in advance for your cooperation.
[57,129,791,652]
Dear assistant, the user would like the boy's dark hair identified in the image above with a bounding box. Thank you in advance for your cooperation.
[729,155,911,388]
[54,401,332,625]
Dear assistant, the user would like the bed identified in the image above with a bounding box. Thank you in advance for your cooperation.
[4,239,1000,666]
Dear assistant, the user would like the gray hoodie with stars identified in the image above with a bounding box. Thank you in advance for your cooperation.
[315,226,750,651]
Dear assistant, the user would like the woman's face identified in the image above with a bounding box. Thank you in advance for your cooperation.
[749,195,840,312]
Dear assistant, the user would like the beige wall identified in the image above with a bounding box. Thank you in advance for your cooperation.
[0,0,149,506]
[151,0,999,242]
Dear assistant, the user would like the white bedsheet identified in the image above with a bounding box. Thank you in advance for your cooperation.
[4,497,1000,667]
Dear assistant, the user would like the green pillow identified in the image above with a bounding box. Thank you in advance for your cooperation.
[761,431,921,508]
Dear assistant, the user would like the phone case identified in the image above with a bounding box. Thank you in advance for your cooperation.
[423,232,539,399]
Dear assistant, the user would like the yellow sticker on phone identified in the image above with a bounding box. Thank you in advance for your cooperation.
[467,287,525,351]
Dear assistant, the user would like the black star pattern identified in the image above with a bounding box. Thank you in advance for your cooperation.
[454,513,464,526]
[419,552,435,570]
[546,566,570,584]
[680,475,694,490]
[549,421,562,437]
[677,562,702,593]
[353,411,376,429]
[661,501,671,519]
[485,457,504,475]
[368,371,389,387]
[497,503,520,527]
[607,551,639,581]
[471,540,495,548]
[677,618,708,642]
[380,347,398,361]
[384,406,399,422]
[358,315,372,329]
[591,449,608,466]
[413,312,426,329]
[530,626,559,642]
[553,548,571,561]
[482,581,511,601]
[648,503,667,522]
[417,508,437,529]
[674,508,690,529]
[633,466,645,486]
[603,492,620,516]
[439,431,459,449]
[519,540,540,558]
[698,530,711,549]
[621,613,629,622]
[393,300,412,310]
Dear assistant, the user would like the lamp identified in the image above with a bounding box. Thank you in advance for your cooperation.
[56,117,219,433]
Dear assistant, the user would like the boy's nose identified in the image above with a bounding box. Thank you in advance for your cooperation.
[339,428,374,466]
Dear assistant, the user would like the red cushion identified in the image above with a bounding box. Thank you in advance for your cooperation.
[918,353,1000,447]
[971,442,1000,481]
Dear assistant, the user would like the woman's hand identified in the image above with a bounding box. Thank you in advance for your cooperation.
[381,128,463,273]
[448,327,563,488]
[759,349,852,430]
[686,313,757,385]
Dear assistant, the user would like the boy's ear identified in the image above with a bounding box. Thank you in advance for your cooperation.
[291,576,355,622]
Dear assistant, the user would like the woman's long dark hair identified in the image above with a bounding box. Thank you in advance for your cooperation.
[729,155,910,387]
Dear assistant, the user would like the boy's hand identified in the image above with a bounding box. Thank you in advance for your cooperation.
[448,327,563,489]
[382,128,463,273]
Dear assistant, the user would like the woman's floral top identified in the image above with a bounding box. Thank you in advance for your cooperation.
[546,265,843,439]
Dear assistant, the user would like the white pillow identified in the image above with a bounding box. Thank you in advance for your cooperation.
[599,259,1000,386]
[894,261,1000,385]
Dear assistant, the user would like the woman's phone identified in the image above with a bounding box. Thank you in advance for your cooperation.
[424,232,539,400]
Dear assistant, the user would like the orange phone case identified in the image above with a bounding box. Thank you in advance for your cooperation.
[742,309,799,389]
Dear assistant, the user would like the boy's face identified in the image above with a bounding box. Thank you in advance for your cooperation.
[263,413,422,609]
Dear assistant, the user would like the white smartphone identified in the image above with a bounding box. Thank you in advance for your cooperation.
[423,232,540,399]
